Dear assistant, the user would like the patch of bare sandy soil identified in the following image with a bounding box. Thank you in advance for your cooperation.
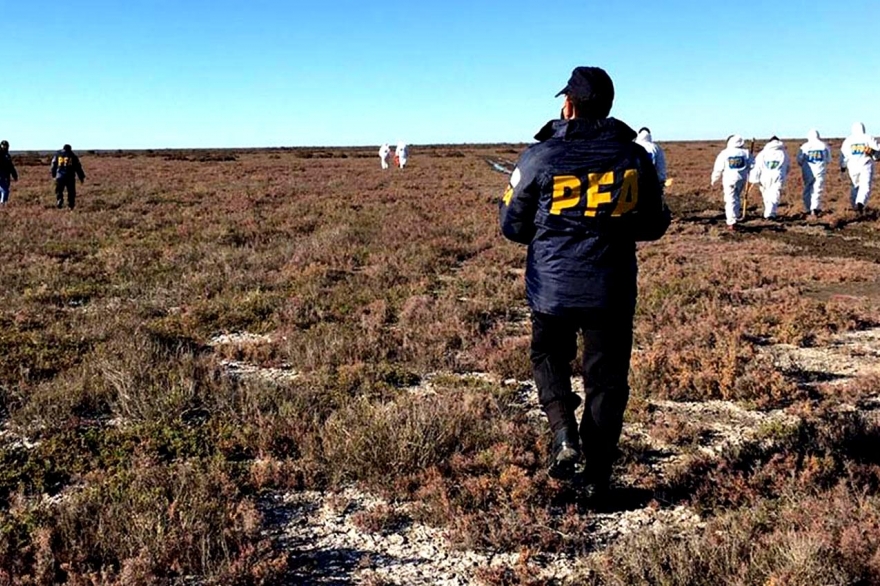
[765,327,880,386]
[267,485,700,586]
[209,331,300,382]
[268,488,578,586]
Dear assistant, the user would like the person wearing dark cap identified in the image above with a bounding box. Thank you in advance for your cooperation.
[499,66,670,501]
[0,140,18,206]
[50,144,86,209]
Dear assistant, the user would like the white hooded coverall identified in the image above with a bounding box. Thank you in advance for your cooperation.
[796,130,830,213]
[840,122,880,208]
[395,142,409,169]
[750,139,789,219]
[379,144,391,169]
[711,135,753,225]
[635,129,667,183]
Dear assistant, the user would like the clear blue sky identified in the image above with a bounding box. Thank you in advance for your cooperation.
[4,0,879,149]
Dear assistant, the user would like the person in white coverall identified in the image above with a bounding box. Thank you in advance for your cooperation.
[395,142,409,169]
[711,135,753,228]
[379,144,392,170]
[749,136,789,220]
[840,122,880,213]
[796,130,830,216]
[635,127,667,185]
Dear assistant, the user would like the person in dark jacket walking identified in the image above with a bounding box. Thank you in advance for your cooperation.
[51,145,86,209]
[499,67,671,499]
[0,140,18,206]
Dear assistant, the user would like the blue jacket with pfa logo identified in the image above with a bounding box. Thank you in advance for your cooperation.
[499,117,671,316]
[51,150,86,183]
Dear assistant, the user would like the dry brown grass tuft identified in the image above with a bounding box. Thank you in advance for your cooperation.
[579,484,880,586]
[321,390,502,487]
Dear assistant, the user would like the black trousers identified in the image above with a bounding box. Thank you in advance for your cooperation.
[531,309,633,478]
[55,179,76,209]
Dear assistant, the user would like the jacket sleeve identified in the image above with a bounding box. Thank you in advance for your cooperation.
[840,143,848,170]
[74,156,85,181]
[499,152,541,245]
[629,150,671,242]
[711,152,725,184]
[655,147,667,183]
[10,159,17,181]
[50,156,58,178]
[871,137,880,161]
[796,148,805,166]
[747,152,760,183]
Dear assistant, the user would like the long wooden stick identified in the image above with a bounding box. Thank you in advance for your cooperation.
[739,138,756,221]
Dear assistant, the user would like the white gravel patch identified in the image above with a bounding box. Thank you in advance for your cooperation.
[209,331,274,347]
[269,487,700,586]
[219,359,300,383]
[766,328,880,383]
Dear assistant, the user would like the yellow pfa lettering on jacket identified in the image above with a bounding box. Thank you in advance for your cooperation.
[550,169,640,217]
[550,175,581,214]
[806,150,825,163]
[852,144,869,156]
[503,186,514,206]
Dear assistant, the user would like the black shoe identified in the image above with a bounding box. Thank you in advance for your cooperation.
[578,469,611,509]
[548,428,581,480]
[583,480,608,497]
[857,203,865,215]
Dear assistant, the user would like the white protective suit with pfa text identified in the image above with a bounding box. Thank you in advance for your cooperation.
[796,130,830,213]
[635,129,667,183]
[840,122,880,208]
[711,135,753,225]
[379,144,392,169]
[750,139,790,219]
[395,142,409,169]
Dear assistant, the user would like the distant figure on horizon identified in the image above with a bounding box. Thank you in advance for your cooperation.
[379,143,392,169]
[749,136,789,220]
[634,128,667,187]
[395,141,409,169]
[51,144,86,210]
[0,140,18,206]
[796,130,830,217]
[711,135,753,229]
[840,122,880,214]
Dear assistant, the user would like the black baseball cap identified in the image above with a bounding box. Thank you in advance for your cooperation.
[555,66,615,117]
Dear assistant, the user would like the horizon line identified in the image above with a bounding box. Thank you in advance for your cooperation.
[7,136,849,154]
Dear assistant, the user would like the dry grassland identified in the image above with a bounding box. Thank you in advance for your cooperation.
[0,140,879,585]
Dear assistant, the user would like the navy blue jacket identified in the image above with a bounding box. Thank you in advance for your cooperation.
[51,150,85,183]
[499,117,671,316]
[0,153,17,182]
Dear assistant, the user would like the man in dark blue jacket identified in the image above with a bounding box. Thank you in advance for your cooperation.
[499,67,670,497]
[0,141,18,206]
[51,144,86,209]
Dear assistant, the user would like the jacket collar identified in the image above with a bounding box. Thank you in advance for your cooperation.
[534,117,637,143]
